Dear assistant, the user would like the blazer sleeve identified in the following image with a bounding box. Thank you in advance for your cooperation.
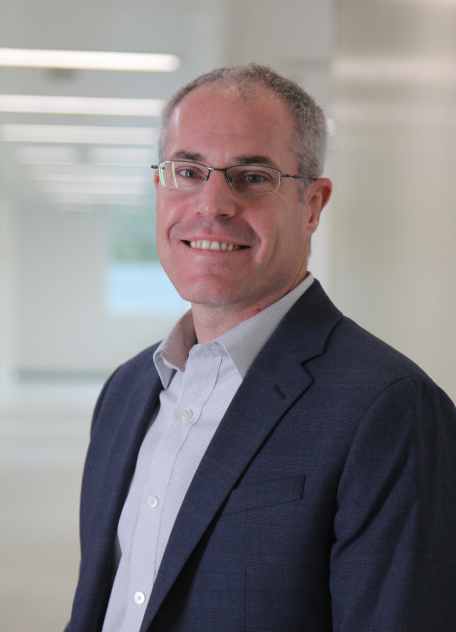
[330,375,456,632]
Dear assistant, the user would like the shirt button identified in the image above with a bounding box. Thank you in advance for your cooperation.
[180,408,193,421]
[134,591,146,605]
[181,408,193,421]
[163,359,173,369]
[147,495,159,509]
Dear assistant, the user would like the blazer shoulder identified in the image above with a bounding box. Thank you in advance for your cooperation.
[325,315,433,388]
[90,341,162,435]
[280,280,432,393]
[109,341,161,387]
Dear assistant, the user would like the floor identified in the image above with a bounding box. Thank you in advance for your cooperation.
[0,382,102,632]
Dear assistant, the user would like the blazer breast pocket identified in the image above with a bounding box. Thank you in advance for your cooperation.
[221,476,306,516]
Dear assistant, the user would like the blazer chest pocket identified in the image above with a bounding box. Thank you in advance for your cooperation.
[222,476,306,515]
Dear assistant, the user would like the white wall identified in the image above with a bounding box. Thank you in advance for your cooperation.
[0,197,17,403]
[333,0,456,401]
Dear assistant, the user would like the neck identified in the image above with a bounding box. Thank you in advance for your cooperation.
[191,271,308,344]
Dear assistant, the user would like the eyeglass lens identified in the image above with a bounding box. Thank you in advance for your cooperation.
[158,161,281,195]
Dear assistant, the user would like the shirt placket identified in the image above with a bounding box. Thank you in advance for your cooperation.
[121,345,222,628]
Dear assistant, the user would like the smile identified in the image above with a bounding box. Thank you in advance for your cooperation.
[188,240,243,251]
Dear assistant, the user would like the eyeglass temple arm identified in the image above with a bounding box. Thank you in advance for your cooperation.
[281,174,318,181]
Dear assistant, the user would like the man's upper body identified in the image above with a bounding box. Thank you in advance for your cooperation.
[67,64,456,632]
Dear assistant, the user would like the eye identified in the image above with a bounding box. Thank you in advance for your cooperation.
[234,168,275,185]
[176,168,200,179]
[245,173,266,184]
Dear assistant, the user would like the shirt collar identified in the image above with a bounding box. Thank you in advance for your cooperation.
[154,273,314,387]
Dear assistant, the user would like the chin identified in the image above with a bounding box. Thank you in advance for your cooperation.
[173,278,244,307]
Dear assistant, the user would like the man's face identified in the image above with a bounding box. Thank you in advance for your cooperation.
[155,86,328,313]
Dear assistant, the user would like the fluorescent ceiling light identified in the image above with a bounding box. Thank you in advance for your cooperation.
[14,145,81,163]
[88,147,156,165]
[33,174,148,183]
[0,95,164,116]
[28,164,150,178]
[1,124,156,144]
[40,182,148,194]
[50,194,143,205]
[0,48,180,72]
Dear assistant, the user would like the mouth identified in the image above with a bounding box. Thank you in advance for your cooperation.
[184,240,247,252]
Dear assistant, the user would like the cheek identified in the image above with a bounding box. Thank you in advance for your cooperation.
[272,210,307,262]
[253,210,295,259]
[155,195,175,243]
[154,211,172,264]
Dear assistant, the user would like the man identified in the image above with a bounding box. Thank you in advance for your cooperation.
[67,64,456,632]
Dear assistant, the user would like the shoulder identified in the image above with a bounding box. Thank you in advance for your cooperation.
[103,340,161,395]
[110,341,161,384]
[327,316,427,377]
[328,315,426,380]
[90,341,162,434]
[307,314,454,419]
[281,279,436,398]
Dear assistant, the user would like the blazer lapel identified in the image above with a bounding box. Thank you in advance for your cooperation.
[140,280,343,630]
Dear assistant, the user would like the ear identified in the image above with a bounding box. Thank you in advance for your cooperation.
[304,177,332,234]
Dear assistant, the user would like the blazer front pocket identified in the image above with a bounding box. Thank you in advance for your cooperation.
[222,476,306,515]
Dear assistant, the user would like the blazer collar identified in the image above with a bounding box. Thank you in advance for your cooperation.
[275,279,343,364]
[140,280,343,631]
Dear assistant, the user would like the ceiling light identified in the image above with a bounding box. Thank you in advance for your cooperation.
[50,194,143,205]
[33,174,148,183]
[88,147,156,165]
[14,145,81,163]
[37,174,147,183]
[1,124,156,144]
[0,48,180,72]
[0,95,164,116]
[27,164,150,178]
[40,182,148,194]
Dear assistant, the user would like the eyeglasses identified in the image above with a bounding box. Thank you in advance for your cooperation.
[151,160,316,197]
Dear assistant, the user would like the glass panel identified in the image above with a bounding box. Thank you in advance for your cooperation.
[106,208,189,315]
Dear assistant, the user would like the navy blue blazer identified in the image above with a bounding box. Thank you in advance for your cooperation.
[68,280,456,632]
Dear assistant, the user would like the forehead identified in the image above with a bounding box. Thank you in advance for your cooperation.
[163,86,297,169]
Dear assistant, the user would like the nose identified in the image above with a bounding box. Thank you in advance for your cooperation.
[195,169,240,220]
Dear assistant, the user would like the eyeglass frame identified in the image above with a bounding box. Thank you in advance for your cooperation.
[151,160,317,195]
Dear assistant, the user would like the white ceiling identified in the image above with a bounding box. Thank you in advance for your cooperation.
[0,0,335,214]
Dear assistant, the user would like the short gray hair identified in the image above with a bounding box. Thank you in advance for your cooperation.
[158,63,327,186]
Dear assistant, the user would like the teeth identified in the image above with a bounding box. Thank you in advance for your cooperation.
[189,240,241,251]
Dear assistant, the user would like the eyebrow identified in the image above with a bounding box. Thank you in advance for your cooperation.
[170,151,279,169]
[232,155,278,168]
[172,150,204,162]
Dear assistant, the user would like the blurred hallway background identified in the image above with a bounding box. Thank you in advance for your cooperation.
[1,0,455,629]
